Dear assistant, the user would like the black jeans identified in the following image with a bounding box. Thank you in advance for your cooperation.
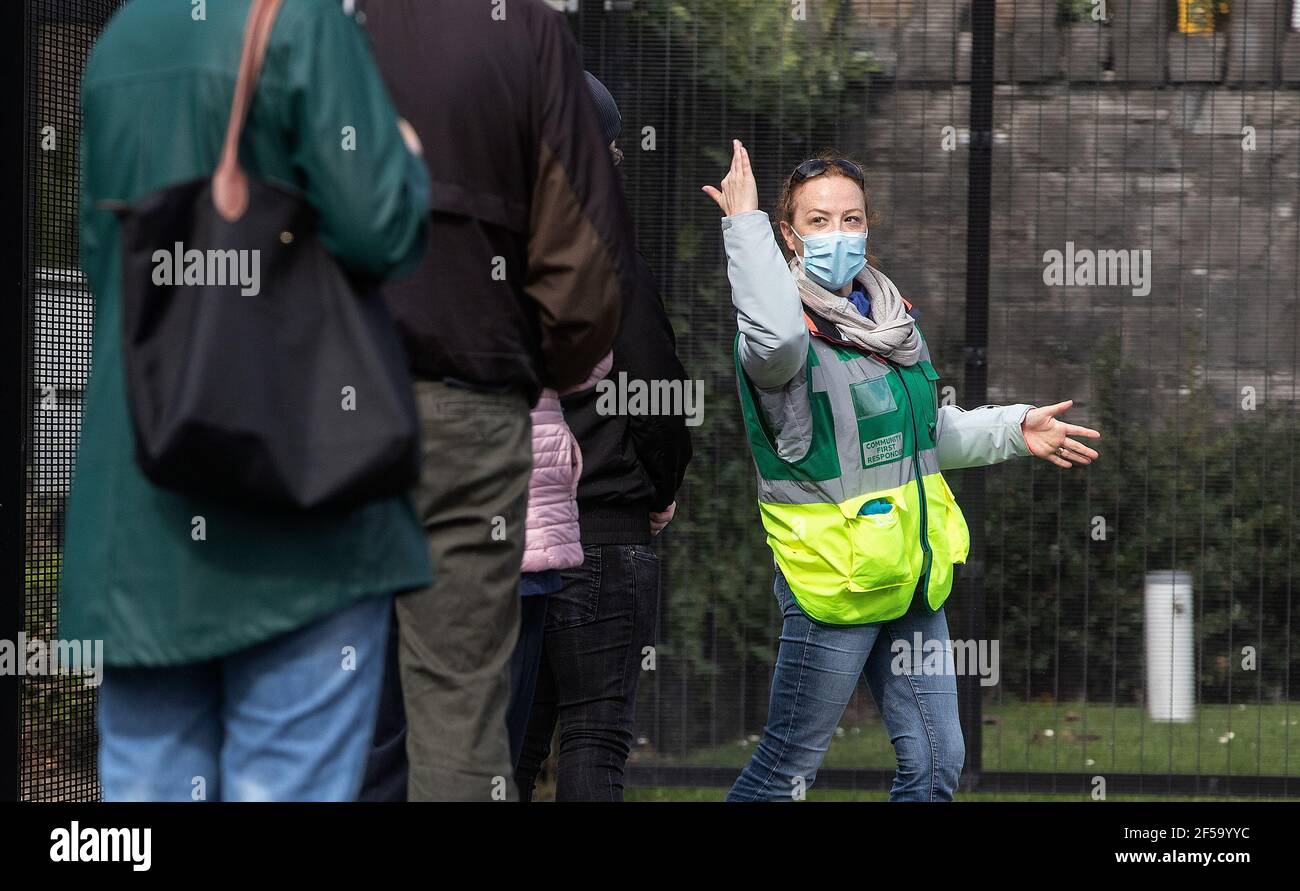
[515,543,660,801]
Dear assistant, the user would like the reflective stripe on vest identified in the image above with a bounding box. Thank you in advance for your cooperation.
[734,324,971,625]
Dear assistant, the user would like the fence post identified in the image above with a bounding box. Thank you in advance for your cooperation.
[0,1,29,803]
[958,0,996,795]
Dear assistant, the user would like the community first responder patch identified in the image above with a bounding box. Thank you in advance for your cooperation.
[862,432,903,468]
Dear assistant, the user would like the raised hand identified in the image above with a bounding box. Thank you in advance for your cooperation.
[1021,400,1101,469]
[702,139,759,217]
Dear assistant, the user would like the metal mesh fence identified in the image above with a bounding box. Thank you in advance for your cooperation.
[574,0,1299,798]
[12,0,1300,800]
[977,0,1298,797]
[20,0,123,802]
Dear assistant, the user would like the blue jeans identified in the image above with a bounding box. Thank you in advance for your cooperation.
[98,594,390,801]
[727,572,964,802]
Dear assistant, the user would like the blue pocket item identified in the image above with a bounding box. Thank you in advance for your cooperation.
[859,498,893,516]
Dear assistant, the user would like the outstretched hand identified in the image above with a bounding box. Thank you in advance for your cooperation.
[1021,400,1101,469]
[702,139,759,217]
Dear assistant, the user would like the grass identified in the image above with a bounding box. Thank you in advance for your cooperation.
[644,701,1300,777]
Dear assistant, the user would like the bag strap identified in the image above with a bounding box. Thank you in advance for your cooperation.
[213,0,284,222]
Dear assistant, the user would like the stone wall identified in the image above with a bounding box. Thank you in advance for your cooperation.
[835,3,1300,421]
[850,0,1300,86]
[858,78,1300,421]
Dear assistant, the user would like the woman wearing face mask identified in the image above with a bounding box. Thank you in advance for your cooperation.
[703,141,1101,801]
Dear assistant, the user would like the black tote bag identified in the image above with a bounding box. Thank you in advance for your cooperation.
[114,0,420,511]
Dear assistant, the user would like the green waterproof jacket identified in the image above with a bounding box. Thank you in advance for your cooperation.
[61,0,433,666]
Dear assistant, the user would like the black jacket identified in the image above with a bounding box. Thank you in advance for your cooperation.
[561,253,693,544]
[359,0,632,402]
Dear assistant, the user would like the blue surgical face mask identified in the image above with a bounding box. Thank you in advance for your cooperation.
[793,227,868,291]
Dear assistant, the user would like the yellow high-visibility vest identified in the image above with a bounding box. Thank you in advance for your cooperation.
[735,315,970,625]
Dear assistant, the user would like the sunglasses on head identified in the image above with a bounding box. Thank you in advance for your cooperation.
[789,157,865,186]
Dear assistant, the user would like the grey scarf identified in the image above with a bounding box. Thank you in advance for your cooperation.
[790,257,923,366]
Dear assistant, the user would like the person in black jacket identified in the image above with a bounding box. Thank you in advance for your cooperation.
[514,74,693,802]
[356,0,632,802]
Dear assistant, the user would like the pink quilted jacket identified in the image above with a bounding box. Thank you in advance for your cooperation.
[521,352,613,573]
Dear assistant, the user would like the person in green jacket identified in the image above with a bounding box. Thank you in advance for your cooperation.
[62,0,431,801]
[704,141,1102,800]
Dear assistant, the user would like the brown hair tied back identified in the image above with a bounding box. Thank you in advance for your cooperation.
[776,150,875,224]
[775,150,879,264]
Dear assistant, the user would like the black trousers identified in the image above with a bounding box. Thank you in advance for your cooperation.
[515,543,660,802]
[357,603,407,801]
[507,594,551,768]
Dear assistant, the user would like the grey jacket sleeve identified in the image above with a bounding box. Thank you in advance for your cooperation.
[935,403,1035,470]
[722,210,808,389]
